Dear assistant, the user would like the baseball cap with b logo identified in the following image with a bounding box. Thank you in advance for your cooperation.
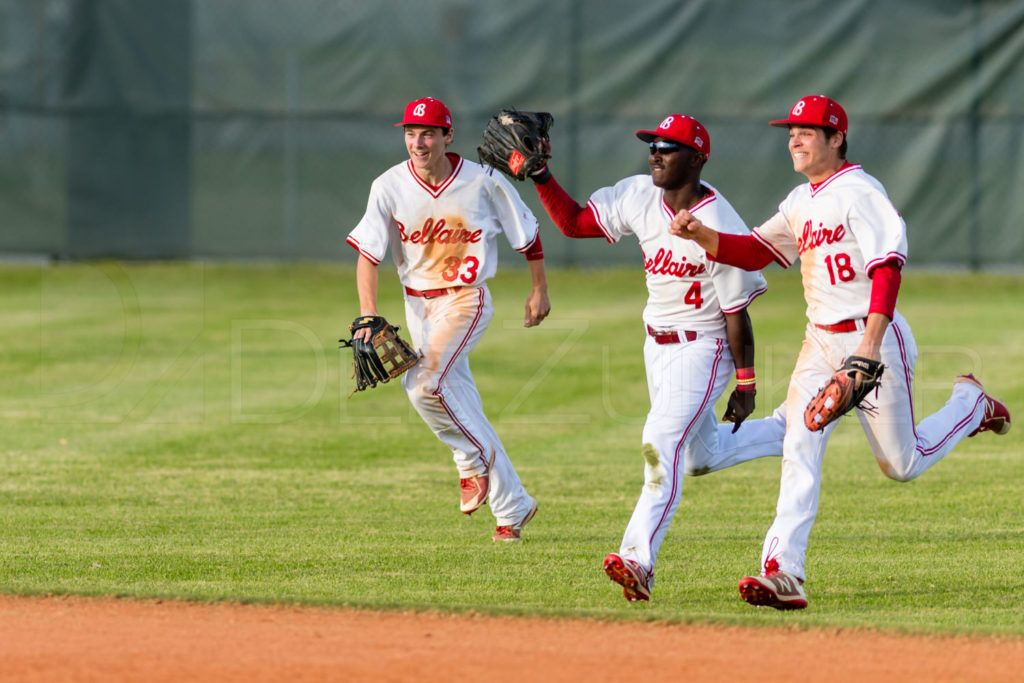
[635,114,710,159]
[396,97,453,129]
[770,95,847,135]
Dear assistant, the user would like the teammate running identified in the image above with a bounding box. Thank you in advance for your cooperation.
[347,97,550,541]
[530,114,785,601]
[670,95,1011,609]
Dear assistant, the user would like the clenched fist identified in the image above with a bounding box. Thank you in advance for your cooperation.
[669,209,704,240]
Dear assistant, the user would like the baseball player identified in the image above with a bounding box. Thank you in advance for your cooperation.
[347,97,550,541]
[670,95,1012,609]
[530,114,786,601]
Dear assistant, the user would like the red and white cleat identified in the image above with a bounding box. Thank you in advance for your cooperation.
[603,553,652,602]
[955,374,1011,436]
[738,558,808,610]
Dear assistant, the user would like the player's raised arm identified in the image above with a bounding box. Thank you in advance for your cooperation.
[479,115,607,240]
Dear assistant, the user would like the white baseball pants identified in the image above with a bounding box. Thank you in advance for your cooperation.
[760,312,988,581]
[618,333,785,577]
[402,285,535,526]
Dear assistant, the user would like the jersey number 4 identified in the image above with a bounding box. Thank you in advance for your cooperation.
[684,281,704,309]
[441,255,480,284]
[824,253,856,285]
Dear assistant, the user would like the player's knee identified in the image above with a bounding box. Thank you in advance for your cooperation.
[683,463,712,477]
[875,457,914,482]
[403,372,439,406]
[680,435,715,476]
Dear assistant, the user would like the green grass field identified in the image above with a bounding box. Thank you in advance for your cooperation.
[0,262,1021,636]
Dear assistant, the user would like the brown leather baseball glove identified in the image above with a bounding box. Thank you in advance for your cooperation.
[804,356,884,431]
[340,315,420,394]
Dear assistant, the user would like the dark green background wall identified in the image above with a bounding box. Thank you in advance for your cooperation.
[1,0,1021,268]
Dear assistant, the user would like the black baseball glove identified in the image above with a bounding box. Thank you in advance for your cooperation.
[804,355,884,431]
[340,315,420,394]
[477,109,554,181]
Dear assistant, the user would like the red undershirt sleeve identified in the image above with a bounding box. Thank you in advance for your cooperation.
[523,233,544,261]
[868,259,901,319]
[711,232,778,270]
[532,173,606,239]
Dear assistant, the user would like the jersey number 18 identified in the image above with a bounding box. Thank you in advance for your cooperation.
[824,252,856,285]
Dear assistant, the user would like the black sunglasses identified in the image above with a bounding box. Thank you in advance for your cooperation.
[648,140,683,154]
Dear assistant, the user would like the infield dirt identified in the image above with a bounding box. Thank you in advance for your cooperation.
[1,594,1021,682]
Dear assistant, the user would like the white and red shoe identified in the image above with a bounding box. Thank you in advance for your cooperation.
[955,374,1011,436]
[738,558,807,610]
[460,452,496,515]
[492,502,538,542]
[603,553,652,602]
[459,474,489,515]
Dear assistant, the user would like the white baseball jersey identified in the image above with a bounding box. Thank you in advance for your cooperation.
[347,154,540,290]
[587,177,767,335]
[751,163,908,326]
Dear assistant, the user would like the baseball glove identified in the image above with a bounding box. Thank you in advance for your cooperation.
[477,109,554,181]
[804,356,884,431]
[340,315,420,394]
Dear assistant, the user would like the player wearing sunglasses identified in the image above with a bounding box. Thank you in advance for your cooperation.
[529,114,785,601]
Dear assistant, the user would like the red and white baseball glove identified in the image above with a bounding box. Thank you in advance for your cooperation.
[804,356,884,431]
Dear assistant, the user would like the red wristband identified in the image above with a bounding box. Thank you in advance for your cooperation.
[735,366,756,392]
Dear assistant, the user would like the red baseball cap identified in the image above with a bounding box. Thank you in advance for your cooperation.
[636,114,710,159]
[770,95,847,135]
[395,97,453,129]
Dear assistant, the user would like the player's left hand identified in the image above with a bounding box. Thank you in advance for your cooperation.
[804,356,885,432]
[849,344,883,389]
[722,388,756,433]
[524,288,551,327]
[850,343,881,363]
